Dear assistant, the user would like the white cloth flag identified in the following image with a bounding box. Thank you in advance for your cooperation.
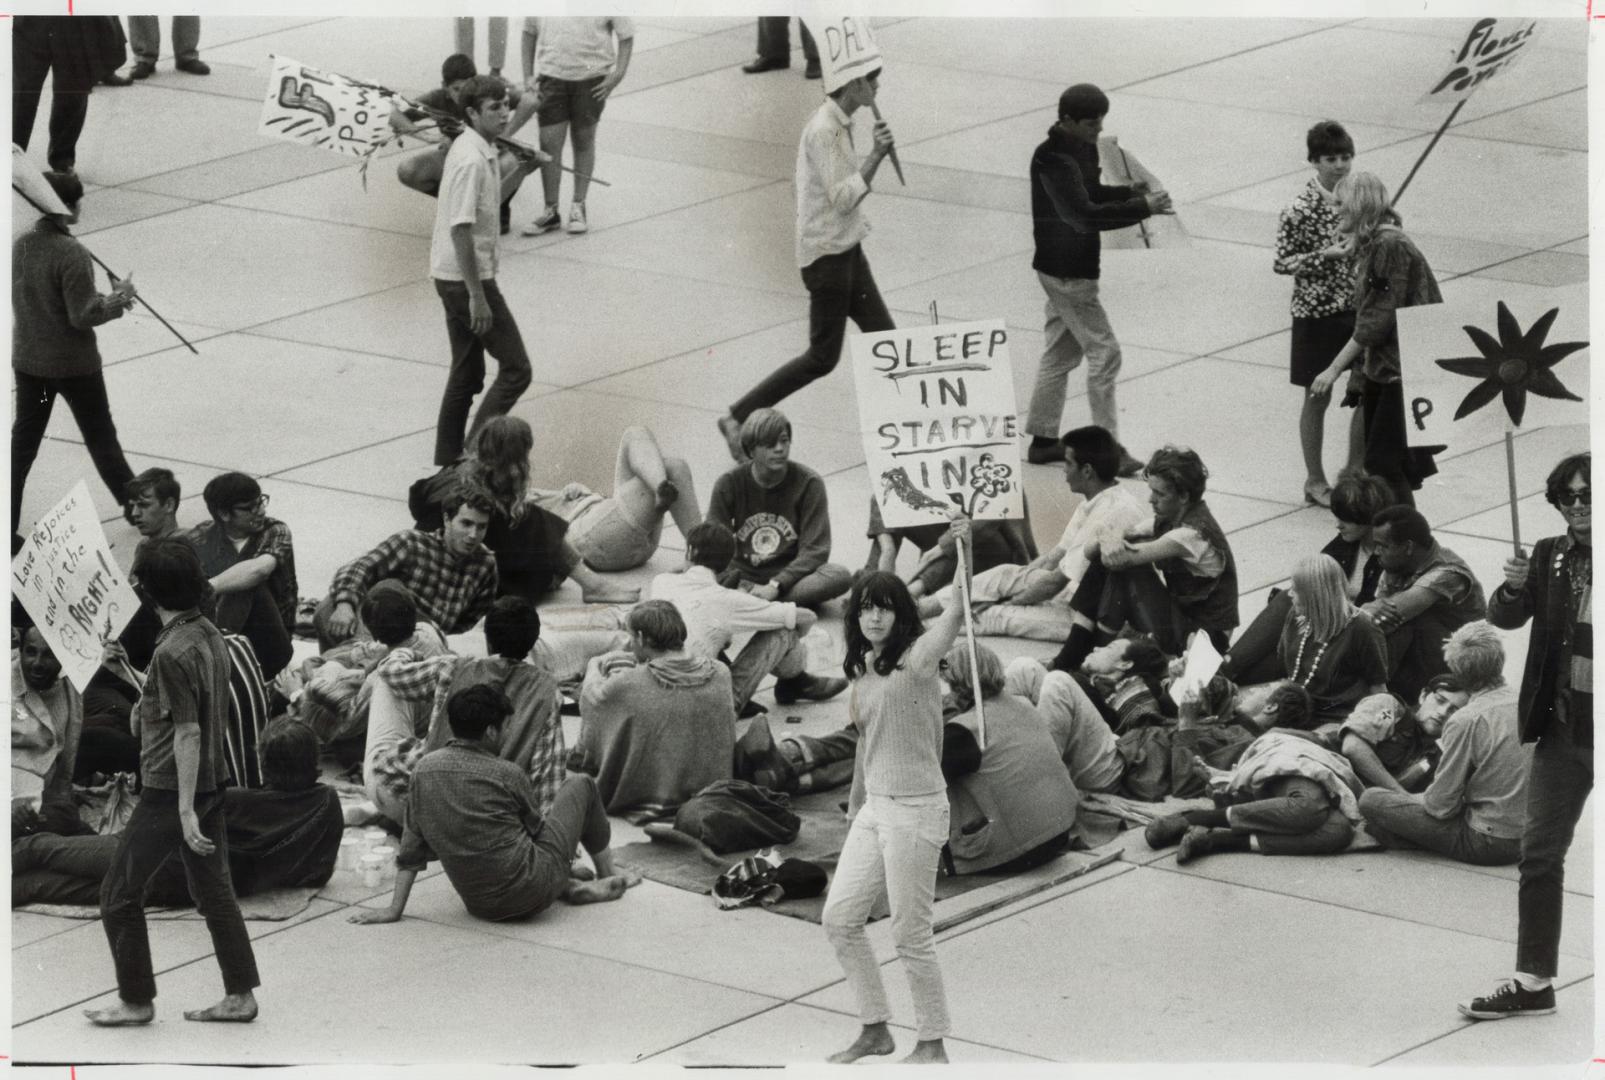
[11,481,139,693]
[1396,286,1589,453]
[257,55,400,159]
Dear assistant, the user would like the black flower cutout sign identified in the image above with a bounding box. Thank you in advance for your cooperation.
[1435,302,1586,427]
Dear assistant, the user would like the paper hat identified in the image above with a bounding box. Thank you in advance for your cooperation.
[803,13,884,95]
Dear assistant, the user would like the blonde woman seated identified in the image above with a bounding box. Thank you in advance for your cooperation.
[1271,554,1390,729]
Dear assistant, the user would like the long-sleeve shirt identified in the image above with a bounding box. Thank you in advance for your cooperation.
[648,564,799,659]
[11,657,83,808]
[12,219,126,378]
[795,98,871,269]
[1273,177,1354,319]
[1029,125,1150,281]
[327,529,498,635]
[1351,227,1442,383]
[1421,682,1529,839]
[706,462,833,593]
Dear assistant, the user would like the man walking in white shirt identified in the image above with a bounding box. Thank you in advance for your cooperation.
[716,59,897,460]
[651,522,846,712]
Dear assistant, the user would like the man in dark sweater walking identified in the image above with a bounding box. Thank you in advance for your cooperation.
[1025,84,1170,471]
[12,171,139,551]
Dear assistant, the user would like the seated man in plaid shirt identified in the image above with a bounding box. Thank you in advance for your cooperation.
[314,484,499,650]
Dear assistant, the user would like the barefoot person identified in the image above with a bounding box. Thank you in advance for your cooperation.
[351,684,640,924]
[821,514,973,1065]
[86,539,259,1027]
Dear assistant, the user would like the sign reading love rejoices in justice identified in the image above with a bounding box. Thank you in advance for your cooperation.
[10,481,139,693]
[851,319,1025,529]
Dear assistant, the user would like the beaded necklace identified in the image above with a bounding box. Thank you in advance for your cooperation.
[153,610,202,649]
[1291,613,1353,688]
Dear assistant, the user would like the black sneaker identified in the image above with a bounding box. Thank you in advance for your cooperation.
[1025,437,1063,465]
[774,673,848,705]
[1115,446,1145,478]
[1458,979,1557,1021]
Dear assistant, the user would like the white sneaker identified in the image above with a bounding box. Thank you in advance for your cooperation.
[567,203,588,234]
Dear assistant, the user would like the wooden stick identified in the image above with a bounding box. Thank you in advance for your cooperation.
[1392,99,1466,208]
[1505,429,1523,556]
[12,184,198,355]
[956,539,985,751]
[868,103,905,186]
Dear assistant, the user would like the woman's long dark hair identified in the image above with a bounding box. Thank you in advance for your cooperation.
[843,571,924,680]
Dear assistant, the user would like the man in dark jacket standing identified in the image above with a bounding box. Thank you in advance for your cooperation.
[1461,452,1592,1021]
[1025,84,1170,470]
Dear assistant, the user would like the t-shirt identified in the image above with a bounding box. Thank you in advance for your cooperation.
[1340,693,1438,777]
[527,16,635,81]
[430,128,500,282]
[1136,517,1226,578]
[136,613,231,794]
[1277,611,1389,721]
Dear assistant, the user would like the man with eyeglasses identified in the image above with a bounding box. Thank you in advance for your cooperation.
[185,472,297,678]
[1462,452,1592,1021]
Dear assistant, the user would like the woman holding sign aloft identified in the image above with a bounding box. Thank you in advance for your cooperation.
[821,509,971,1065]
[716,21,897,462]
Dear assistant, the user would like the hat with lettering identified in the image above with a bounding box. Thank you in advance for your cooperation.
[803,12,884,96]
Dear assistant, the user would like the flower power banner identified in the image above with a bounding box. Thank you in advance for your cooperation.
[850,319,1024,528]
[1397,287,1589,453]
[257,55,401,159]
[10,481,139,692]
[1419,17,1540,105]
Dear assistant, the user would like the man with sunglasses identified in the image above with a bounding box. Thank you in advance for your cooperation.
[1462,452,1592,1021]
[185,472,297,679]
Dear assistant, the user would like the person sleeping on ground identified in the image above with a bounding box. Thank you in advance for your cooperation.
[1338,675,1467,793]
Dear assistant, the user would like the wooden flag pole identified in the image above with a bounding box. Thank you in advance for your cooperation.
[12,185,198,355]
[1504,430,1523,557]
[1392,99,1466,208]
[868,103,905,186]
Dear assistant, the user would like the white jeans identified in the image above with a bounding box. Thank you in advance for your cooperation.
[821,791,952,1041]
[1006,657,1125,794]
[1027,273,1123,439]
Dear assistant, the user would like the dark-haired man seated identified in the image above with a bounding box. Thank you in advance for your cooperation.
[1364,505,1486,701]
[14,719,342,907]
[351,685,640,924]
[187,472,297,680]
[314,485,498,651]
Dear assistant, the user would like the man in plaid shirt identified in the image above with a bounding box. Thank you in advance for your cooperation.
[369,596,565,817]
[316,485,498,650]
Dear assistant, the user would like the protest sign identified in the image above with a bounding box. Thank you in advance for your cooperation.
[1098,134,1189,251]
[12,144,70,215]
[11,481,140,693]
[258,55,400,159]
[850,319,1024,529]
[1398,289,1589,453]
[805,13,883,95]
[1419,17,1540,105]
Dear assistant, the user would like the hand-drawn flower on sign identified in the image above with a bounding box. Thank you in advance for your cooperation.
[966,453,1013,516]
[1435,302,1586,427]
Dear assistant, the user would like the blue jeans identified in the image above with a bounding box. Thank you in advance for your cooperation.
[433,278,534,466]
[1516,729,1593,978]
[100,789,259,1005]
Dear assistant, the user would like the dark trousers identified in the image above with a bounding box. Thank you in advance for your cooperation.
[1229,777,1355,855]
[498,774,611,920]
[12,369,136,539]
[1063,553,1232,661]
[214,584,292,680]
[1361,377,1415,508]
[100,788,259,1005]
[433,278,534,466]
[13,21,91,171]
[75,724,143,783]
[1516,728,1594,979]
[730,245,893,420]
[16,832,195,908]
[1221,588,1292,686]
[756,16,819,62]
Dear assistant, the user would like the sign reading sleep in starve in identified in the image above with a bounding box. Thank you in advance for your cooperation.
[257,54,399,159]
[850,319,1024,528]
[1419,17,1540,104]
[10,481,140,692]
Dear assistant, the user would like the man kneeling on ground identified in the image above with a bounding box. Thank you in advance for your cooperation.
[351,684,639,924]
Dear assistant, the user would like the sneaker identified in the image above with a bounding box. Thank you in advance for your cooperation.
[175,57,211,76]
[774,673,849,705]
[521,207,561,236]
[129,60,156,80]
[1458,979,1557,1021]
[567,202,588,234]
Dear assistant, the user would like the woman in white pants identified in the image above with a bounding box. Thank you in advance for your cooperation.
[821,514,971,1065]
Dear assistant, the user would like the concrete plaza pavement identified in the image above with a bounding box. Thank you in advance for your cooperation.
[8,12,1596,1069]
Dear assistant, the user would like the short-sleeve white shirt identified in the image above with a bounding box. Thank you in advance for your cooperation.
[430,127,500,282]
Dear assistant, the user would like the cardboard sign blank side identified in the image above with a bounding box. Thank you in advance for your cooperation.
[13,144,70,215]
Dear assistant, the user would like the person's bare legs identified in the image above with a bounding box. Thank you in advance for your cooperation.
[184,991,258,1023]
[612,426,701,539]
[538,119,568,209]
[1299,388,1331,491]
[570,122,596,206]
[903,1039,949,1064]
[85,1000,155,1026]
[562,847,642,903]
[563,540,639,603]
[827,1022,897,1063]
